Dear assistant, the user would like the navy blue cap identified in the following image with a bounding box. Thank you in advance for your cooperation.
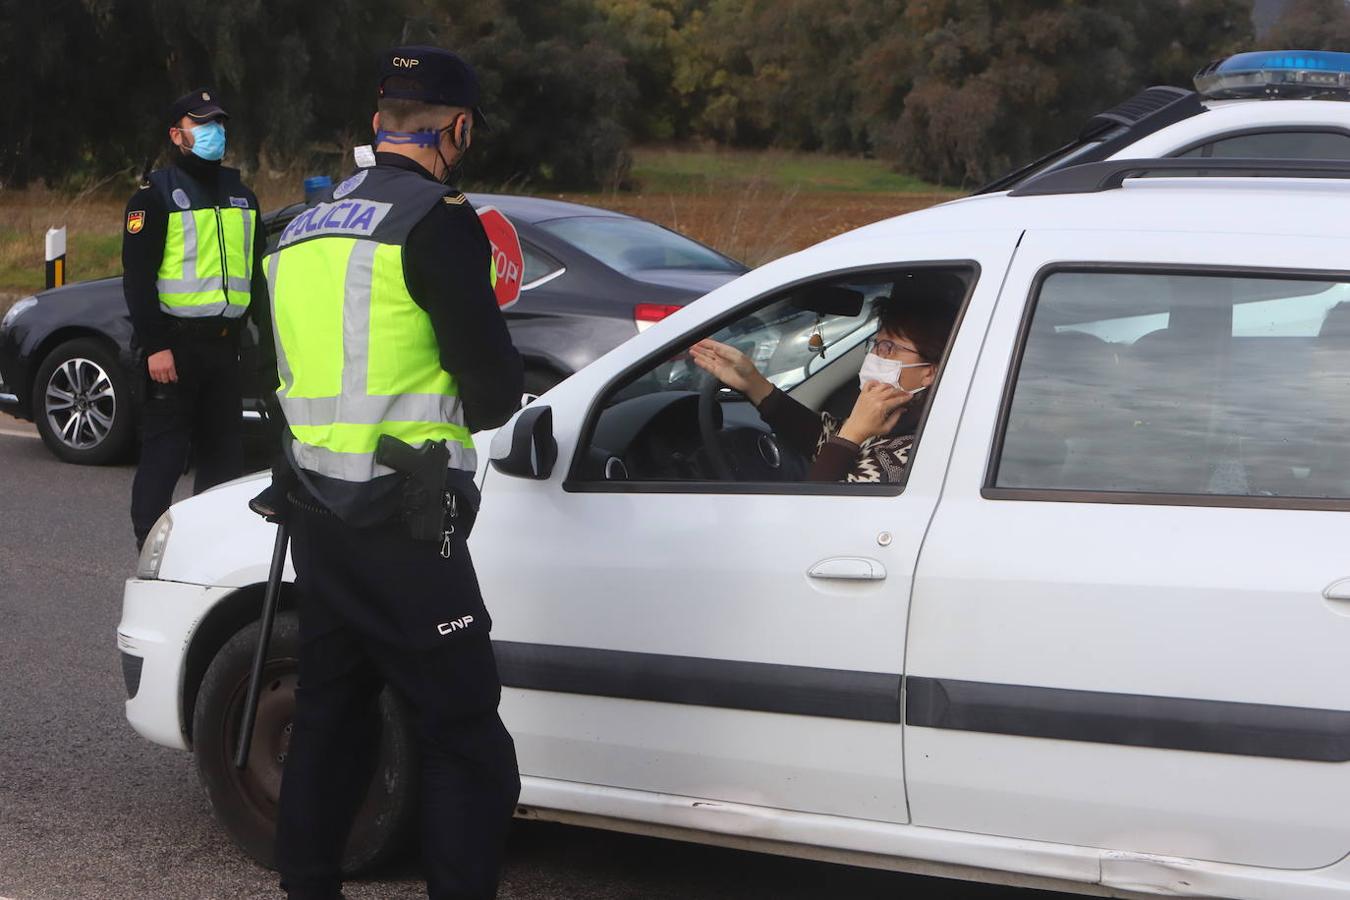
[165,88,228,128]
[378,45,489,129]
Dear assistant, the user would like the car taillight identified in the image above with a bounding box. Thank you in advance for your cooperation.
[634,303,683,332]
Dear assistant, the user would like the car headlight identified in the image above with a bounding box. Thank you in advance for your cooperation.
[0,296,37,337]
[137,511,173,579]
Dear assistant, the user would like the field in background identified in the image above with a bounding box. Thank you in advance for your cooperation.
[0,147,957,314]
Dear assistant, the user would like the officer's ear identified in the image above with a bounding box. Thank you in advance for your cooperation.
[453,113,471,152]
[371,112,382,137]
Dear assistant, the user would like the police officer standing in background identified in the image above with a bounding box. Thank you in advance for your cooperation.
[262,47,523,900]
[123,90,266,549]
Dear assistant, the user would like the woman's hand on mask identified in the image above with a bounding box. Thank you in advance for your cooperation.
[840,381,911,444]
[689,339,774,405]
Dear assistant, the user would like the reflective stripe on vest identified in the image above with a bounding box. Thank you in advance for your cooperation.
[157,206,256,318]
[265,235,475,484]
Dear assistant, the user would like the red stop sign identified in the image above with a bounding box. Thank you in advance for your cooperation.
[476,206,524,309]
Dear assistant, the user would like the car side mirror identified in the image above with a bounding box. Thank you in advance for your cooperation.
[490,405,557,479]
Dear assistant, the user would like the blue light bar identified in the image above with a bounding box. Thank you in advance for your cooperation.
[1195,50,1350,100]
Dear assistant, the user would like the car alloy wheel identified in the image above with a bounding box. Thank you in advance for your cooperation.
[45,356,116,450]
[32,337,133,465]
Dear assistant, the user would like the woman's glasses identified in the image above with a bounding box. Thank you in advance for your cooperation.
[864,337,927,361]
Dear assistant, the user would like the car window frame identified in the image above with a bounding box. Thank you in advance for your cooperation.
[982,261,1350,512]
[519,239,566,291]
[1167,126,1350,160]
[562,259,981,497]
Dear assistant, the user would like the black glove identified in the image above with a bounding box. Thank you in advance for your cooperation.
[248,458,296,524]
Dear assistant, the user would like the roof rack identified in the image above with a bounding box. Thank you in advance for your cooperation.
[974,87,1203,195]
[1008,157,1350,197]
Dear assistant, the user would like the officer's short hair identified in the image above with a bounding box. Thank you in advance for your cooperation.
[378,77,468,132]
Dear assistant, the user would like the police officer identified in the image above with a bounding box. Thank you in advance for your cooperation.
[261,47,523,900]
[123,89,266,548]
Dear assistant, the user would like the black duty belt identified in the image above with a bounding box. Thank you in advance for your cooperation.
[165,317,240,339]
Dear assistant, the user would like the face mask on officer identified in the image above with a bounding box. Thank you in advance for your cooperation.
[174,120,227,161]
[374,110,472,186]
[434,114,472,186]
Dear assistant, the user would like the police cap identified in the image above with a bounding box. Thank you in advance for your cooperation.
[378,45,489,129]
[165,88,229,128]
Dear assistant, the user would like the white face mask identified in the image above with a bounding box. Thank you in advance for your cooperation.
[858,352,930,394]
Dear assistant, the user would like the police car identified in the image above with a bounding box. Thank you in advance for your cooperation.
[118,53,1350,897]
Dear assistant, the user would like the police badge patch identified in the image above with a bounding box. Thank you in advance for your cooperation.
[126,210,145,234]
[332,170,368,200]
[172,188,191,209]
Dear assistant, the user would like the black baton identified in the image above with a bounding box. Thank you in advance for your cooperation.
[234,520,290,769]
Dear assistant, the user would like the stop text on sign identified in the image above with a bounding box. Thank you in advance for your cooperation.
[476,206,524,309]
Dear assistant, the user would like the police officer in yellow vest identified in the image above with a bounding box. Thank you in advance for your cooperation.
[123,89,266,548]
[260,47,523,900]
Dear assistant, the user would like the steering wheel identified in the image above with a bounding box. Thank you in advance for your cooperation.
[698,374,736,480]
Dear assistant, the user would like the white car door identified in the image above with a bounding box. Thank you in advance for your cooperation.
[907,228,1350,869]
[472,232,1020,824]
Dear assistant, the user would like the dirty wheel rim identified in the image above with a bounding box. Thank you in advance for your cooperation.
[45,357,116,450]
[225,663,298,820]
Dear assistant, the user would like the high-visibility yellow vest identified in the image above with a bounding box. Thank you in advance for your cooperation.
[263,166,479,516]
[149,167,258,319]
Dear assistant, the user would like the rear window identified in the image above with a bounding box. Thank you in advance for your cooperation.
[1175,130,1350,160]
[537,216,741,276]
[993,270,1350,502]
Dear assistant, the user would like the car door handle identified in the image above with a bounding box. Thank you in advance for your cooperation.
[808,557,887,581]
[1322,577,1350,603]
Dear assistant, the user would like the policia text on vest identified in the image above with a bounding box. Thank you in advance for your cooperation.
[123,94,270,550]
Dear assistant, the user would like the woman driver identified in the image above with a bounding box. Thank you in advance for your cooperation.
[691,292,953,483]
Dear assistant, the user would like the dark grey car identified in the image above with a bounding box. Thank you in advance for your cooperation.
[0,193,746,464]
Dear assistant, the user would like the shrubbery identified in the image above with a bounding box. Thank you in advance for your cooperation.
[5,0,1341,190]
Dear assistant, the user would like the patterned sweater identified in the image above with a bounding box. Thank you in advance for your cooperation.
[757,388,918,484]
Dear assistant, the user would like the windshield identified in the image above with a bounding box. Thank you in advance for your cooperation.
[537,216,742,275]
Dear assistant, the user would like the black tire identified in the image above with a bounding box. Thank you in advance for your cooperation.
[32,337,134,465]
[522,368,564,405]
[192,612,418,873]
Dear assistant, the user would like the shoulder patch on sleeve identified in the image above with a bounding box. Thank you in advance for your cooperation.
[126,210,145,234]
[443,192,467,205]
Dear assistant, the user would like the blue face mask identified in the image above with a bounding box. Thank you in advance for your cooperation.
[188,122,226,161]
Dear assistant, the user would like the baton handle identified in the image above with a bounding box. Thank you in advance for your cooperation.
[234,521,290,769]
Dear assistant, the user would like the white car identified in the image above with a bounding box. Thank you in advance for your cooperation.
[119,53,1350,899]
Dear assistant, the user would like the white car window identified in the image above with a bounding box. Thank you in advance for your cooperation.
[996,270,1350,500]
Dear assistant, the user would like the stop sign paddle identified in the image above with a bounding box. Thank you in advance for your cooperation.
[476,206,524,309]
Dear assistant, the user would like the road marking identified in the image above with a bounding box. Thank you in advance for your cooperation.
[0,428,38,439]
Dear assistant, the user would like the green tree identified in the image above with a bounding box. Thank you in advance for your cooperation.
[887,0,1253,186]
[1265,0,1350,47]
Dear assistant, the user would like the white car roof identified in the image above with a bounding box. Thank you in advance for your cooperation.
[813,175,1350,250]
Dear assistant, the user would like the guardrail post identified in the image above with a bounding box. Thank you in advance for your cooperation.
[45,226,67,290]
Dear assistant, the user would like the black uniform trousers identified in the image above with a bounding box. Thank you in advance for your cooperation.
[276,503,520,900]
[130,329,244,545]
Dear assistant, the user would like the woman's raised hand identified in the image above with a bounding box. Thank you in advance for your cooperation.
[839,381,912,445]
[689,338,774,406]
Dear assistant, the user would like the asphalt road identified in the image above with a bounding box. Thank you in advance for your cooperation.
[0,414,1069,900]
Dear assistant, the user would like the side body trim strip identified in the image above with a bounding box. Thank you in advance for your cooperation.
[905,677,1350,762]
[493,641,903,723]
